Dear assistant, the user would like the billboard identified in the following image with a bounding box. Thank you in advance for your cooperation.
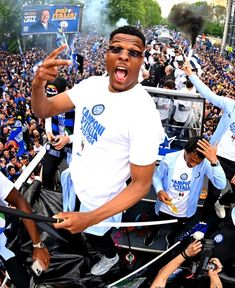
[22,5,82,35]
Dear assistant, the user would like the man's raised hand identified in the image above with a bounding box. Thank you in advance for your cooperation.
[33,44,72,85]
[196,139,218,164]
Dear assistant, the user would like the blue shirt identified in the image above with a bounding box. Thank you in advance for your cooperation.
[153,150,226,217]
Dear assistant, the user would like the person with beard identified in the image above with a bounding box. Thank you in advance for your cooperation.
[31,25,164,275]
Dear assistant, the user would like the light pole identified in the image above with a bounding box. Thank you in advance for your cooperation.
[221,0,232,55]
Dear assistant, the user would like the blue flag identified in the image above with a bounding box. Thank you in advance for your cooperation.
[8,120,27,156]
[17,37,23,55]
[32,60,43,75]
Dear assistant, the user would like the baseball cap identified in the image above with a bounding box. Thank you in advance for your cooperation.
[45,76,67,97]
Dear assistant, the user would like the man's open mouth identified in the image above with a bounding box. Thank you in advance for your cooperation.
[115,66,128,82]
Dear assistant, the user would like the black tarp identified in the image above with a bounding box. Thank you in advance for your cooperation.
[6,180,108,287]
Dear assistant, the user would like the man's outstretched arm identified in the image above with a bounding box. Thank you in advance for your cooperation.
[53,162,156,233]
[31,44,73,118]
[6,188,50,269]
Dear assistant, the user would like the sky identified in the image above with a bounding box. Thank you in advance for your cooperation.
[157,0,226,18]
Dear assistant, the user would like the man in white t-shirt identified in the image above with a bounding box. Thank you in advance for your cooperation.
[31,25,164,275]
[0,171,50,287]
[144,136,226,248]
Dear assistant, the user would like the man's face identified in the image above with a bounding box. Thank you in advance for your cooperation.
[41,10,50,24]
[184,151,203,168]
[106,33,144,92]
[9,167,16,175]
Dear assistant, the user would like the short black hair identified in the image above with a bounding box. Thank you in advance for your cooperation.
[184,136,205,160]
[110,25,145,47]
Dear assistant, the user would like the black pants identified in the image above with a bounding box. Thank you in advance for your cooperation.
[85,229,117,258]
[201,156,235,221]
[146,208,193,242]
[42,148,66,190]
[210,209,235,268]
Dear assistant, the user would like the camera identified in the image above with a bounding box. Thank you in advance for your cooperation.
[191,238,215,278]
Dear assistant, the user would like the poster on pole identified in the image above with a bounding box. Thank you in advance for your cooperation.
[22,4,82,35]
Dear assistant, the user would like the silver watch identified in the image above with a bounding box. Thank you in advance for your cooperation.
[33,241,45,249]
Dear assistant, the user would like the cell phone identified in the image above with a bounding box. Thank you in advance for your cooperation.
[31,259,43,276]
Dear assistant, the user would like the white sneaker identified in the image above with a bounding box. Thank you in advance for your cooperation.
[91,254,119,275]
[214,200,226,218]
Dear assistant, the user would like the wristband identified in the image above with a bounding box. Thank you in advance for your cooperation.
[211,160,220,167]
[181,249,189,260]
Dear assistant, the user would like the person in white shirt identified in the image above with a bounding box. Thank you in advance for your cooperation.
[31,25,164,276]
[144,137,226,248]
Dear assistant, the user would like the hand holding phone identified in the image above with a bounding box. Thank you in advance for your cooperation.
[31,259,44,276]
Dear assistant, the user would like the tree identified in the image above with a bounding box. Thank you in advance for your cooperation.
[142,0,161,27]
[212,5,226,23]
[0,0,23,51]
[204,21,224,37]
[108,0,145,26]
[167,1,225,38]
[108,0,161,27]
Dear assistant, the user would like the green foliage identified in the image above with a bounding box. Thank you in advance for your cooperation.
[141,0,161,27]
[108,0,144,26]
[0,0,22,52]
[168,1,226,37]
[0,0,226,50]
[204,21,224,37]
[108,0,161,27]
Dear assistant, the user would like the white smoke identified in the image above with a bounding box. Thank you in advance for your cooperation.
[83,0,113,36]
[115,18,129,28]
[82,1,129,36]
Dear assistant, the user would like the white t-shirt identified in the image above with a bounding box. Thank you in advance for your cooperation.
[217,120,235,162]
[174,68,187,91]
[173,100,192,123]
[160,150,192,217]
[0,171,14,206]
[156,98,173,121]
[67,76,164,210]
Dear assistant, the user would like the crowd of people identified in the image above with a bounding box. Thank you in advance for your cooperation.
[0,30,224,183]
[0,23,234,288]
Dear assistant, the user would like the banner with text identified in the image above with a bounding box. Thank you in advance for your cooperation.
[22,5,82,35]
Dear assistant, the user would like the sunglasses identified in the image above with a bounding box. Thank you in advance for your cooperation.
[107,45,143,58]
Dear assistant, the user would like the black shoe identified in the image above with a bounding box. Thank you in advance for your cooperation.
[144,231,156,246]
